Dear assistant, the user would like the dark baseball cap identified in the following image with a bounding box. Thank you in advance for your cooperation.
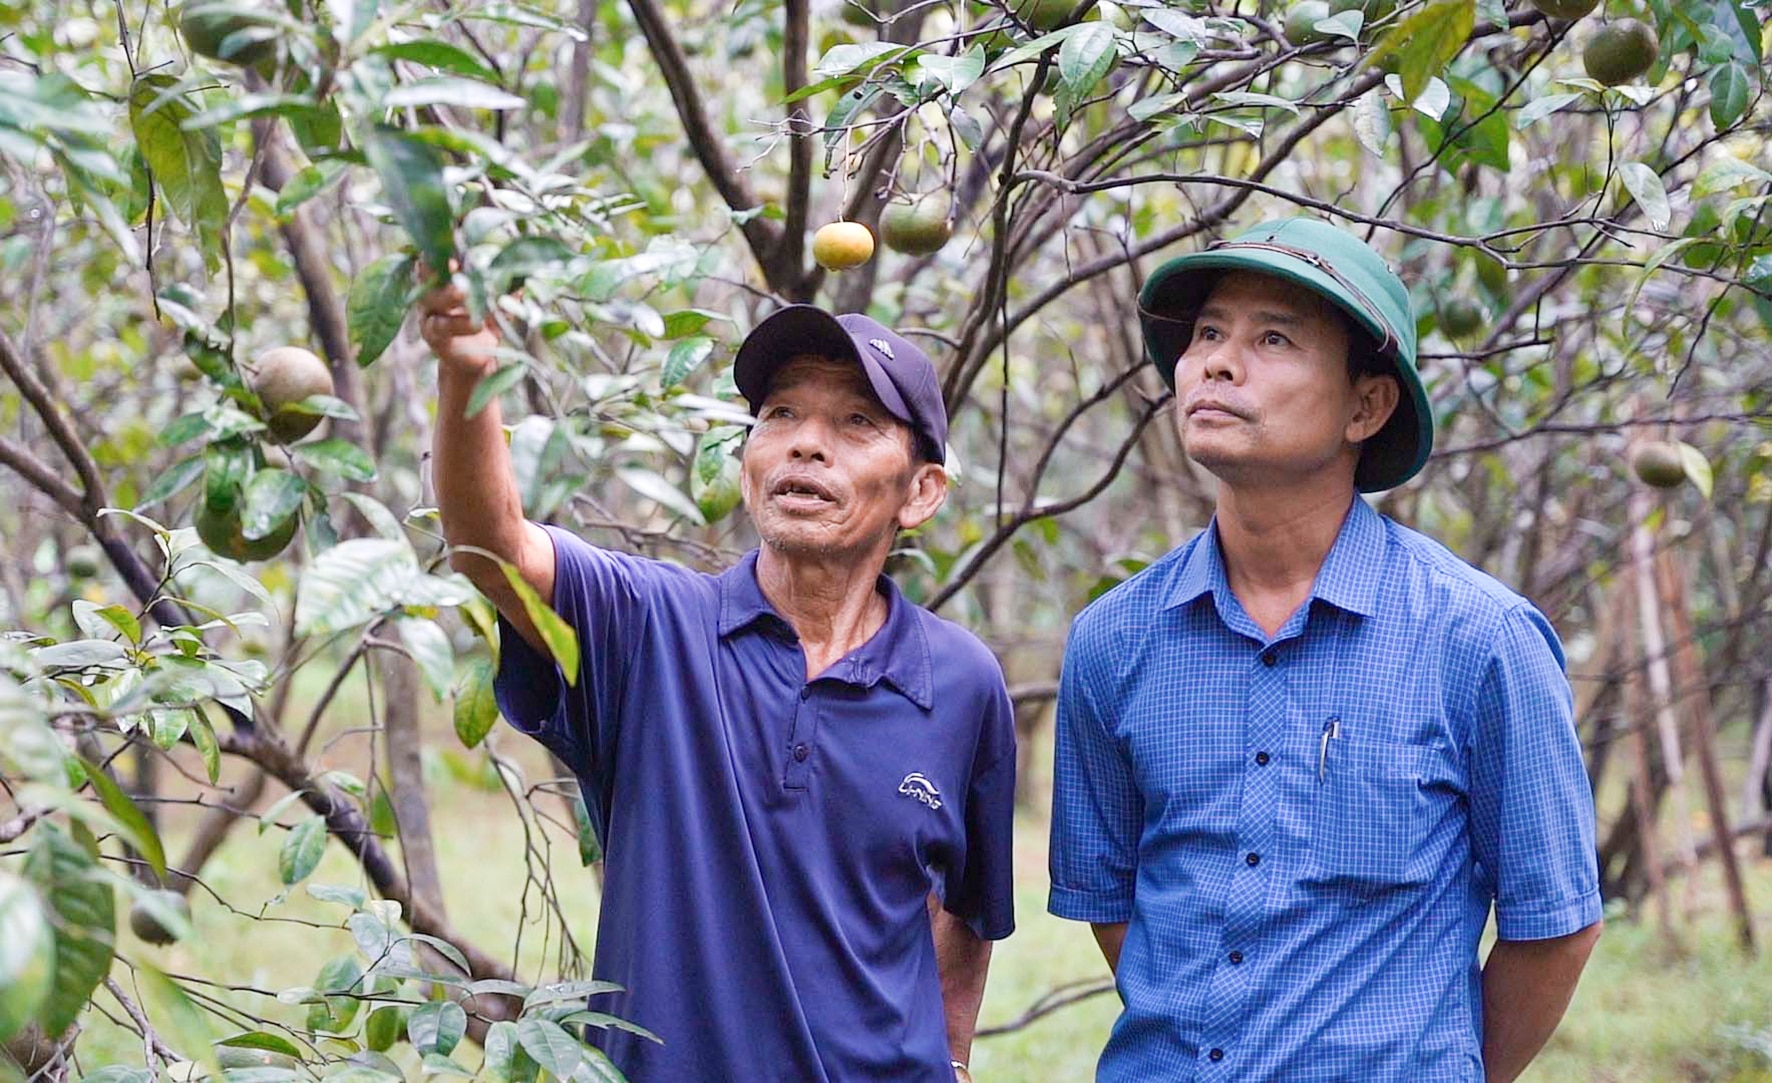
[733,304,949,465]
[1138,217,1433,492]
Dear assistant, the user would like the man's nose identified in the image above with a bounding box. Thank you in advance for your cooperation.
[787,418,831,462]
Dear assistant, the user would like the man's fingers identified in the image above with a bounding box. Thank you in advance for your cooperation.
[416,282,468,316]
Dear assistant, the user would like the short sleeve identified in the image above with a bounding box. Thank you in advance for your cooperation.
[942,677,1017,941]
[1048,616,1142,924]
[1468,604,1603,941]
[493,524,651,781]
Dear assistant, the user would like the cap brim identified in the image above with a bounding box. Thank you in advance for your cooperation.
[1138,252,1432,492]
[733,305,915,430]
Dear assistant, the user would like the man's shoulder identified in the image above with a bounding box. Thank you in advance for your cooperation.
[904,601,1007,688]
[543,524,722,608]
[1378,516,1550,638]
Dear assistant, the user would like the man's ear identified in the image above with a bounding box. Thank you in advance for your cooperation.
[1347,373,1400,444]
[897,461,949,532]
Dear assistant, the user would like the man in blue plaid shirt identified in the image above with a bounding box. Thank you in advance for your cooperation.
[1049,218,1603,1082]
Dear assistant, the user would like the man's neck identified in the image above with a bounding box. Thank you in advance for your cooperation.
[1213,478,1357,639]
[756,544,891,678]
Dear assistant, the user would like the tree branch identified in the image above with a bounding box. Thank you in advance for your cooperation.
[780,0,813,286]
[622,0,784,278]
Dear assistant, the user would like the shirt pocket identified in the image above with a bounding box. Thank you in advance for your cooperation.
[1303,727,1433,897]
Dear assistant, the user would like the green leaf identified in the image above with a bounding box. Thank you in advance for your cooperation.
[137,455,206,509]
[297,438,379,482]
[181,92,319,132]
[1676,441,1713,499]
[349,253,417,368]
[189,708,221,783]
[813,41,908,79]
[453,657,499,749]
[514,1018,579,1080]
[310,955,364,1032]
[279,817,327,885]
[77,754,167,880]
[406,1000,466,1056]
[384,77,525,111]
[617,466,706,524]
[365,1005,402,1052]
[465,363,528,418]
[1514,91,1582,129]
[822,85,886,167]
[498,564,579,686]
[23,824,115,1037]
[370,41,502,82]
[661,336,715,388]
[362,126,456,275]
[127,75,227,264]
[1366,0,1474,100]
[1692,154,1772,198]
[571,795,601,866]
[420,1054,473,1078]
[1709,61,1751,128]
[294,538,474,637]
[137,966,223,1075]
[397,617,454,703]
[917,48,988,95]
[1352,87,1392,156]
[555,1010,662,1045]
[241,468,306,542]
[0,871,55,1043]
[1211,90,1300,116]
[1620,162,1672,231]
[1057,22,1115,96]
[217,1032,306,1059]
[276,159,351,217]
[488,236,574,292]
[480,1021,520,1083]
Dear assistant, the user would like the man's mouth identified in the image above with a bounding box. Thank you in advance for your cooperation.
[1185,398,1248,420]
[770,476,838,504]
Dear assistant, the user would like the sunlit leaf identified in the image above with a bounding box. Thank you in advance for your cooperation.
[278,817,327,885]
[349,253,417,368]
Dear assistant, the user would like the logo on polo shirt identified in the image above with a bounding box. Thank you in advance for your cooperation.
[897,772,942,810]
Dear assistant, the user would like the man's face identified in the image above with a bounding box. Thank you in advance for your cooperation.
[1172,270,1396,488]
[741,355,947,560]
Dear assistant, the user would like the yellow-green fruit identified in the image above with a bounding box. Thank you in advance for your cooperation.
[128,890,190,946]
[0,873,55,1044]
[1438,298,1485,337]
[1583,19,1659,86]
[249,346,333,443]
[880,199,954,256]
[65,545,102,579]
[812,221,875,271]
[1530,0,1598,18]
[1284,0,1334,45]
[1012,0,1075,31]
[195,500,298,563]
[1631,441,1686,488]
[177,1,279,67]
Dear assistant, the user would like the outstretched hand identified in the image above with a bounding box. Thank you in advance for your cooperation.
[417,279,499,373]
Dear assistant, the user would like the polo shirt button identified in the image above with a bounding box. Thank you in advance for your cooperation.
[1228,950,1244,964]
[1260,649,1277,666]
[1254,750,1270,766]
[799,686,811,701]
[793,743,809,762]
[1209,1049,1225,1062]
[1245,852,1261,867]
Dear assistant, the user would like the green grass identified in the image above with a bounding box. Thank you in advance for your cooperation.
[56,699,1772,1082]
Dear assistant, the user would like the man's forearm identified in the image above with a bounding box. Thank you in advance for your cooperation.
[1481,921,1602,1083]
[1091,922,1127,974]
[930,899,992,1071]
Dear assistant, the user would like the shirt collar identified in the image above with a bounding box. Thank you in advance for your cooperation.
[1161,496,1385,619]
[717,550,933,709]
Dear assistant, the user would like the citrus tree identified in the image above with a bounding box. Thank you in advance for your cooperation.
[1,0,1770,1075]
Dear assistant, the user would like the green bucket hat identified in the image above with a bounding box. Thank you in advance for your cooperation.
[1137,217,1433,492]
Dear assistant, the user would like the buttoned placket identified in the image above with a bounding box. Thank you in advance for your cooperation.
[784,680,819,790]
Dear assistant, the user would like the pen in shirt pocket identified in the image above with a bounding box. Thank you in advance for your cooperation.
[1318,716,1340,783]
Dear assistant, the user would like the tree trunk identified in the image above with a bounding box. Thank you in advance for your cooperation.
[381,652,448,921]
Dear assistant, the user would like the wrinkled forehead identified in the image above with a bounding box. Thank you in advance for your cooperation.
[762,353,881,405]
[1198,269,1347,327]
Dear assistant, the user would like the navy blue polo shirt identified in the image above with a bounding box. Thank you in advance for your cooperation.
[494,526,1017,1082]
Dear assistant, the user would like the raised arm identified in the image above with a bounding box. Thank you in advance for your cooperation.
[418,283,555,651]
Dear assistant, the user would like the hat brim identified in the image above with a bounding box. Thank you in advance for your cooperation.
[732,304,920,447]
[1138,252,1432,492]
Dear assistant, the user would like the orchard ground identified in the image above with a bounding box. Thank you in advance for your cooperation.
[78,660,1772,1083]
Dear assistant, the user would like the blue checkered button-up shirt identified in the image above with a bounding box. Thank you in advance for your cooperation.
[1049,497,1601,1082]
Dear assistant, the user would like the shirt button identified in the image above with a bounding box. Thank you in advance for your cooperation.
[1245,852,1261,867]
[1260,650,1277,667]
[792,743,809,762]
[1254,751,1270,766]
[1228,950,1244,964]
[1209,1049,1225,1062]
[799,686,812,701]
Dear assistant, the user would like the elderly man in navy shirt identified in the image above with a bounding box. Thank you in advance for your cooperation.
[419,292,1016,1082]
[1049,218,1603,1081]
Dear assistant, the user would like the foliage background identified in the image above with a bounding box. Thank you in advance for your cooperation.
[2,0,1772,1076]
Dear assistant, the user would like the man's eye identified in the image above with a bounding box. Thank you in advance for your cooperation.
[765,406,793,420]
[1194,325,1221,342]
[1263,332,1290,347]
